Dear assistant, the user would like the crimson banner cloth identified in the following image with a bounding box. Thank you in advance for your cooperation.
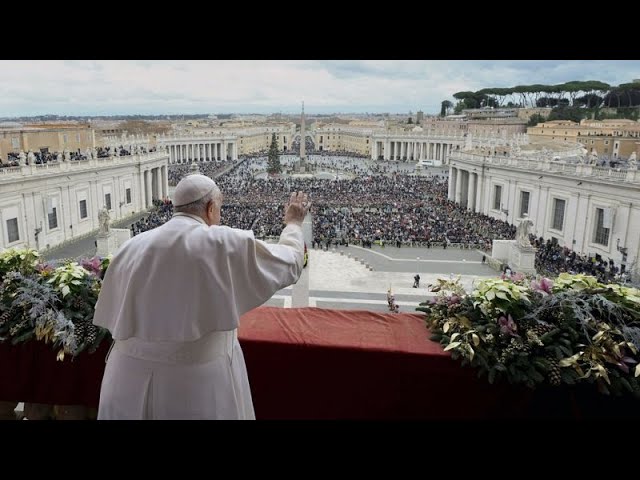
[0,340,110,408]
[238,307,524,419]
[0,307,638,418]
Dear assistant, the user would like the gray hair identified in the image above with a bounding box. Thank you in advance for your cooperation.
[174,184,223,217]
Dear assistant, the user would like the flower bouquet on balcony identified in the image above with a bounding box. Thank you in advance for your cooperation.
[417,273,640,396]
[0,248,112,361]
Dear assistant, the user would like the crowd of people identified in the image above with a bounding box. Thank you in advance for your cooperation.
[127,153,628,284]
[168,159,238,186]
[130,199,173,236]
[533,237,627,284]
[138,159,516,252]
[1,145,158,167]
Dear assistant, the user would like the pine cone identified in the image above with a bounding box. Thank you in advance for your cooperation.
[0,310,12,326]
[531,323,553,336]
[545,352,562,386]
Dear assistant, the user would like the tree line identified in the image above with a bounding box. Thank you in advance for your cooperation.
[440,81,640,115]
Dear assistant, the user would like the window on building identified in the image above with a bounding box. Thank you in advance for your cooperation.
[79,200,88,219]
[552,199,565,231]
[63,134,68,144]
[6,218,19,243]
[48,207,58,230]
[126,188,132,204]
[76,134,81,142]
[593,208,610,246]
[493,185,502,211]
[520,191,530,217]
[605,140,609,145]
[11,137,20,148]
[105,193,112,211]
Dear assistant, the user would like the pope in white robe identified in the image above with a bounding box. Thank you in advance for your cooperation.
[93,174,308,420]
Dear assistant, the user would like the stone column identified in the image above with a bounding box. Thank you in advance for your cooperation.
[151,168,157,200]
[448,166,455,200]
[162,165,168,198]
[461,171,468,207]
[455,168,463,203]
[139,169,146,210]
[469,172,477,212]
[145,170,152,207]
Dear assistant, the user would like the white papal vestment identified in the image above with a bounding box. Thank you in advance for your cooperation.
[93,213,304,420]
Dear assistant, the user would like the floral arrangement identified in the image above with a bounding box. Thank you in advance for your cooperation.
[417,273,640,396]
[0,248,112,361]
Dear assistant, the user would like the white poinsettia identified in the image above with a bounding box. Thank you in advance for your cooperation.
[472,278,529,314]
[552,273,602,292]
[47,262,88,297]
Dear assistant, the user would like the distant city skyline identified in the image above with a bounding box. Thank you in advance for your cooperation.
[1,60,638,117]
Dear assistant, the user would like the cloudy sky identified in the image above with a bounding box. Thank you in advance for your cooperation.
[1,60,638,117]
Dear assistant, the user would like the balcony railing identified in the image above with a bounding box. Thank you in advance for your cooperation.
[449,151,640,184]
[0,152,167,181]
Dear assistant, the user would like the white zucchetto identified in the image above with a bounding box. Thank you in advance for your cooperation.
[173,174,217,207]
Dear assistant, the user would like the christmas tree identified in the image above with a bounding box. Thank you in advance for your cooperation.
[267,133,281,174]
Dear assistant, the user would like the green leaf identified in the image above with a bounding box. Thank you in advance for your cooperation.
[443,341,461,351]
[635,364,640,378]
[495,291,509,301]
[472,333,480,346]
[61,285,71,297]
